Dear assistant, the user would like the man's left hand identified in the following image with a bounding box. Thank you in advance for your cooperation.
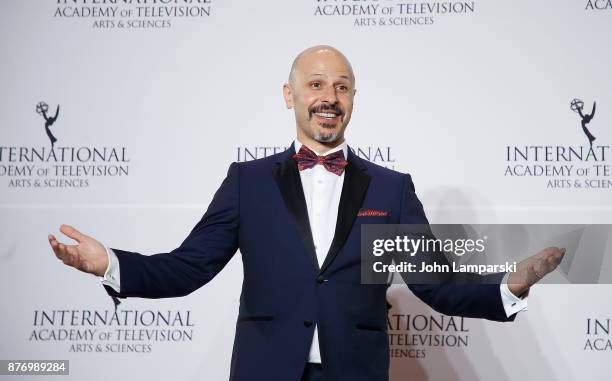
[507,247,566,297]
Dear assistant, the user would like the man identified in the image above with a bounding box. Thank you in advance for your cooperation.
[49,45,564,381]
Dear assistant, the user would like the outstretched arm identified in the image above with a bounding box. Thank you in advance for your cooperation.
[396,174,510,321]
[50,162,241,299]
[396,174,563,322]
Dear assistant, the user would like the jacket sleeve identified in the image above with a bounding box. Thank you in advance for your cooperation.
[398,174,514,322]
[104,162,240,299]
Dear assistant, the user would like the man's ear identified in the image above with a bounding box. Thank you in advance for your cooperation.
[283,83,294,109]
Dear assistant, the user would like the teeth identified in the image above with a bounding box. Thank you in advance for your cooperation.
[316,112,337,118]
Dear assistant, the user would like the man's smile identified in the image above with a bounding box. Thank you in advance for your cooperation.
[309,104,344,127]
[314,112,340,126]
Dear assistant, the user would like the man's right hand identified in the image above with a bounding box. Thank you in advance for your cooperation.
[48,224,109,277]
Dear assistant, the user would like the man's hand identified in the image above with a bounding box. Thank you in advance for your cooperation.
[48,224,108,277]
[507,247,566,297]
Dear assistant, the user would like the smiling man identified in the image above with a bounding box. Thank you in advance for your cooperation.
[49,45,564,381]
[284,46,355,150]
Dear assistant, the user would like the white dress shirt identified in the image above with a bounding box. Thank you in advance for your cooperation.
[100,138,528,364]
[294,139,347,363]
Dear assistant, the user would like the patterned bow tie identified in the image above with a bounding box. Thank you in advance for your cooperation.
[293,144,349,175]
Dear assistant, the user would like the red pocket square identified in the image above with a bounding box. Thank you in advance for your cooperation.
[357,209,389,217]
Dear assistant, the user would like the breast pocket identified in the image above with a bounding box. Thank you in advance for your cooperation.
[356,215,390,225]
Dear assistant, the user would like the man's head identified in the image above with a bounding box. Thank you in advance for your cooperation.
[283,45,356,152]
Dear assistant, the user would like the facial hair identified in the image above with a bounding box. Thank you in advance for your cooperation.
[308,103,344,121]
[315,130,338,143]
[309,102,344,143]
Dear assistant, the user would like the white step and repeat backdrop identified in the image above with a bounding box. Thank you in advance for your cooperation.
[1,1,611,380]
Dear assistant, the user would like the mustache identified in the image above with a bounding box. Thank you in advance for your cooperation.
[308,103,344,118]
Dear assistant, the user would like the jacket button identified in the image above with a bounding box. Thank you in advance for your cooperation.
[316,275,325,284]
[304,321,313,327]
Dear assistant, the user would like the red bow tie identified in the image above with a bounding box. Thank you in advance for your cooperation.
[293,145,349,176]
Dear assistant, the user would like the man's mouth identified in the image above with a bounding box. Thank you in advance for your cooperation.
[314,111,340,120]
[309,104,344,126]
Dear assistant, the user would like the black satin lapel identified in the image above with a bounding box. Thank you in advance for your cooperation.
[273,157,320,271]
[320,159,371,274]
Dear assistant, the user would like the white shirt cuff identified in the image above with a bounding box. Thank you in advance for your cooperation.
[100,246,121,293]
[500,272,528,317]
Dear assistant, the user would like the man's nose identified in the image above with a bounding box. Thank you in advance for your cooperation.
[320,85,338,103]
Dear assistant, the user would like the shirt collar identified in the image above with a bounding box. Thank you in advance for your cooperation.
[293,138,348,159]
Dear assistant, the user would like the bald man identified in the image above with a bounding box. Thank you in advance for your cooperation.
[49,46,564,381]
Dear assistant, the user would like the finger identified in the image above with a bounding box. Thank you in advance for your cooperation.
[525,268,540,285]
[48,234,57,247]
[544,256,557,271]
[550,247,565,255]
[65,245,84,269]
[59,243,80,267]
[547,248,565,264]
[557,248,566,260]
[538,247,564,264]
[48,236,81,269]
[49,237,66,259]
[547,252,564,269]
[541,247,561,257]
[532,257,549,280]
[59,224,86,243]
[65,244,79,257]
[49,236,63,252]
[57,242,71,261]
[56,242,76,263]
[539,253,561,274]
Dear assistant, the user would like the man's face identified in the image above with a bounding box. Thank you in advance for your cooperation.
[284,48,356,147]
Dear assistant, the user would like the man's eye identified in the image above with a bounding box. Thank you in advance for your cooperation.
[310,82,321,89]
[336,85,348,92]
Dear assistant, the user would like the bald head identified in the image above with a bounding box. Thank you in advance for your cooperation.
[282,45,356,153]
[288,45,355,87]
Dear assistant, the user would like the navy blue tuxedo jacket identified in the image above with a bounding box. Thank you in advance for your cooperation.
[104,144,514,381]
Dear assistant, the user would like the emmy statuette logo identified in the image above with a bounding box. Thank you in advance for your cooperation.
[36,101,60,147]
[570,98,597,147]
